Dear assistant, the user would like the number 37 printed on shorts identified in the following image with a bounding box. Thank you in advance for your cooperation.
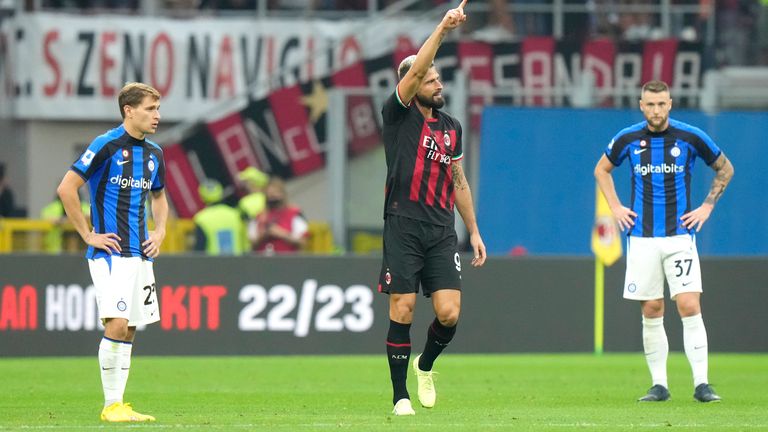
[237,279,374,337]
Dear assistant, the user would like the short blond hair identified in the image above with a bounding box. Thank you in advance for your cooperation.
[118,82,161,119]
[641,80,670,95]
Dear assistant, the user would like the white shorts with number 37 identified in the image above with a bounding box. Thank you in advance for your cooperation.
[88,256,160,326]
[623,234,702,301]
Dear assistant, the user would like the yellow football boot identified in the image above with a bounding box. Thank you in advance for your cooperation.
[100,402,156,422]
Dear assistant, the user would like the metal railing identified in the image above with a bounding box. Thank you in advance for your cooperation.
[24,0,714,43]
[0,217,334,254]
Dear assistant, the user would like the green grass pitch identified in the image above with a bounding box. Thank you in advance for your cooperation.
[1,353,767,431]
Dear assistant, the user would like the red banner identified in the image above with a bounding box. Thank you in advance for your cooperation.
[163,144,203,218]
[268,86,325,176]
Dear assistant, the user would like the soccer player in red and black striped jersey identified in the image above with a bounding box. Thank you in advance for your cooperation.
[58,83,168,422]
[378,0,487,416]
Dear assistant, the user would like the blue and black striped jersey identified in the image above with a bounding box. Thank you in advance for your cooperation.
[71,125,165,261]
[605,118,721,238]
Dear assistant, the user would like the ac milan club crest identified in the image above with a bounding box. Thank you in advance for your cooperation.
[385,271,392,285]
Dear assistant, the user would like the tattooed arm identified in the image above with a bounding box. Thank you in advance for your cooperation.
[452,162,486,267]
[703,153,735,205]
[680,153,735,232]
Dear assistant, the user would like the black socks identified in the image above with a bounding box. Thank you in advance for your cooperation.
[418,318,457,371]
[386,320,412,404]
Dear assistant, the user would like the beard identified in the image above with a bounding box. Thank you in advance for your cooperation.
[416,93,445,109]
[646,116,668,131]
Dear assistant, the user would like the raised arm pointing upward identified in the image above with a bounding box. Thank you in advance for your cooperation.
[378,0,487,416]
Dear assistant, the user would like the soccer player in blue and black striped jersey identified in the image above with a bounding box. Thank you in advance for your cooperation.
[595,80,734,403]
[57,82,169,422]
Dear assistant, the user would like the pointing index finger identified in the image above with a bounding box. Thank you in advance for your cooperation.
[457,0,467,10]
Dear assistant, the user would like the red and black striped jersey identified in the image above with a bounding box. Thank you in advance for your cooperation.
[381,88,463,227]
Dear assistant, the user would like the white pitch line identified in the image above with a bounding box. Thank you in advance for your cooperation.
[5,423,768,430]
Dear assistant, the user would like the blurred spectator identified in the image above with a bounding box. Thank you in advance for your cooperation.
[237,167,269,219]
[473,0,554,41]
[562,0,592,44]
[164,0,199,9]
[268,0,315,11]
[193,179,247,256]
[472,0,515,40]
[42,0,138,9]
[716,0,760,66]
[42,0,91,7]
[671,0,712,41]
[0,162,16,217]
[199,0,256,9]
[330,0,367,9]
[619,0,657,41]
[516,0,552,37]
[248,177,308,254]
[41,192,90,253]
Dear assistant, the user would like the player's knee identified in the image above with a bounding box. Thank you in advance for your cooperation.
[390,299,415,322]
[436,308,460,327]
[677,301,700,317]
[104,319,130,341]
[675,293,701,317]
[642,300,664,317]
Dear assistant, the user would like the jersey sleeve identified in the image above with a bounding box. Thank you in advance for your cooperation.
[604,133,631,166]
[452,121,464,161]
[151,149,166,191]
[381,87,410,125]
[71,138,111,181]
[689,129,721,165]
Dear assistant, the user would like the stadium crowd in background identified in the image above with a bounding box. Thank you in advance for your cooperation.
[27,0,767,66]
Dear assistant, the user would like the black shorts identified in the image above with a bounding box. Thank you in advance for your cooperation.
[378,214,462,297]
